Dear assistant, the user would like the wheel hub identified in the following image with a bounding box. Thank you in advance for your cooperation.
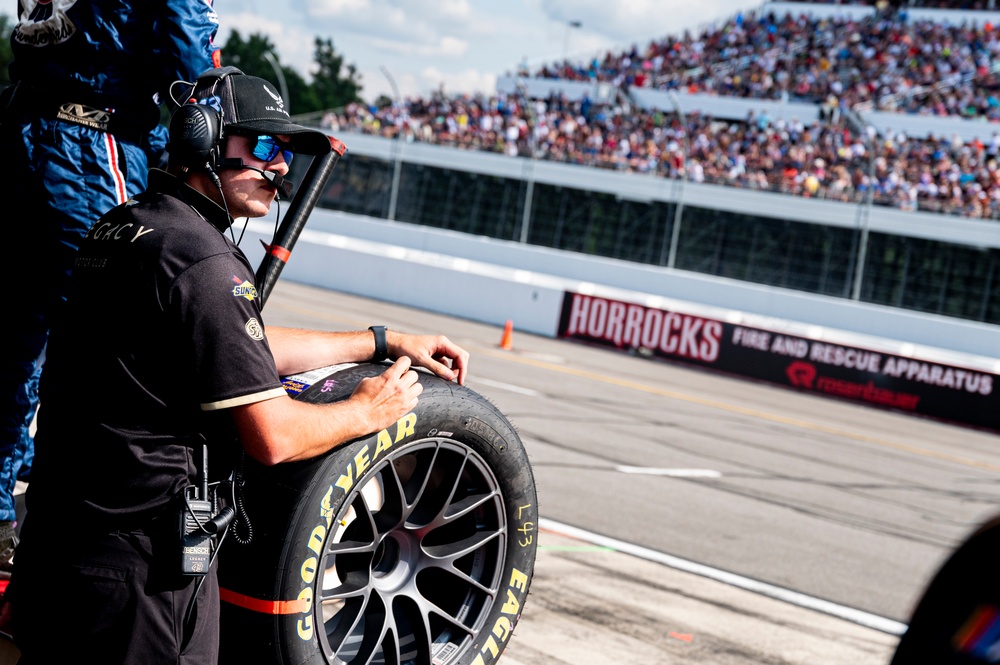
[370,532,417,592]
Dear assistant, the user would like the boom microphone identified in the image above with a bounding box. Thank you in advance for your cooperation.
[216,158,294,198]
[255,168,293,198]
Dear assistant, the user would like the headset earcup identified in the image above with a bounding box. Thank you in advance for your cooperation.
[169,103,222,170]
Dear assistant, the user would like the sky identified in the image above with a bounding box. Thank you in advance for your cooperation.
[211,0,768,106]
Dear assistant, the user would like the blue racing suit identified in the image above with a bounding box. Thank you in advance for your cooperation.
[0,0,220,524]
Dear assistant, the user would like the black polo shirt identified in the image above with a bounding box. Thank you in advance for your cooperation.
[26,169,285,530]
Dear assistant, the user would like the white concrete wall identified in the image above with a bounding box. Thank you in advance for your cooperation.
[243,208,1000,372]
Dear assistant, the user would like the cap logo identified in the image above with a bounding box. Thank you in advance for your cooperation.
[263,84,288,117]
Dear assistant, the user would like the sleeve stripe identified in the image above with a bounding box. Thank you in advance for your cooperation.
[201,387,287,411]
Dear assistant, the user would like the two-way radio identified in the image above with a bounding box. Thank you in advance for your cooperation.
[179,442,235,576]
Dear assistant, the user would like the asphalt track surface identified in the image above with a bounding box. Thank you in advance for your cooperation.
[3,280,992,665]
[263,280,1000,665]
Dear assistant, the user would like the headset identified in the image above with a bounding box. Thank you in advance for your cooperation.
[167,66,243,172]
[167,66,294,200]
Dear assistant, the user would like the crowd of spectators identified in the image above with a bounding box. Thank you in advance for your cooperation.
[319,0,1000,221]
[526,2,1000,119]
[325,91,1000,220]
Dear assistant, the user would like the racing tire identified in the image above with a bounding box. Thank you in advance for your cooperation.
[218,363,538,665]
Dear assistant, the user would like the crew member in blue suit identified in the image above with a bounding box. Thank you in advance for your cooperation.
[0,0,221,571]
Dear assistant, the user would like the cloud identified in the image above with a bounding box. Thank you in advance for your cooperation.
[364,34,469,58]
[304,0,479,39]
[220,9,318,75]
[418,65,497,99]
[214,0,765,103]
[536,0,762,42]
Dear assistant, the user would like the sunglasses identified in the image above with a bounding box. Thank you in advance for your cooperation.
[248,134,294,165]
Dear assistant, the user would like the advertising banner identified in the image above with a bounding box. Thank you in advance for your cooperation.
[558,292,999,432]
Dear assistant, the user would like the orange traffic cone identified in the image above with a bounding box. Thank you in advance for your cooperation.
[499,320,514,350]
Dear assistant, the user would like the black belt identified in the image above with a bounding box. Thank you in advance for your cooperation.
[0,82,158,145]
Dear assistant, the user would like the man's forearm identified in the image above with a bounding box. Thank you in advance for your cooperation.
[267,326,377,375]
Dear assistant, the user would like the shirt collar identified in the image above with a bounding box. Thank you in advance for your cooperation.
[146,169,234,234]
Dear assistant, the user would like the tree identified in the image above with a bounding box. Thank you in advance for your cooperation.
[0,14,15,85]
[219,31,361,115]
[219,29,279,81]
[309,37,362,112]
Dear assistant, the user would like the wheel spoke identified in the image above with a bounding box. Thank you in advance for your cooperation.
[425,527,503,561]
[326,539,377,556]
[315,439,511,664]
[440,488,501,524]
[320,570,374,600]
[400,446,443,524]
[334,592,390,663]
[435,557,501,596]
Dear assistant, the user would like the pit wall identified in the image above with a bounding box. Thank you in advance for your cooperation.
[243,210,999,432]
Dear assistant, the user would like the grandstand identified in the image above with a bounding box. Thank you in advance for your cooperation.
[296,0,1000,330]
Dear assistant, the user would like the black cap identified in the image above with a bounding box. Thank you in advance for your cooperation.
[190,66,332,156]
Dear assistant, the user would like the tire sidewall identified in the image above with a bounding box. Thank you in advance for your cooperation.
[274,367,538,665]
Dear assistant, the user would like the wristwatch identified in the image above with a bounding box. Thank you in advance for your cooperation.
[369,326,388,362]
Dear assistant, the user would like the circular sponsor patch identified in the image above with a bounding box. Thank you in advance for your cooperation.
[245,318,265,340]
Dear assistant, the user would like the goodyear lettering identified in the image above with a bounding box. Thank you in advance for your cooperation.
[354,447,371,476]
[297,615,313,641]
[470,568,530,665]
[335,414,416,493]
[320,487,335,527]
[492,616,513,641]
[297,414,419,642]
[509,568,528,592]
[301,556,317,584]
[396,413,416,441]
[334,452,359,493]
[307,526,326,555]
[477,636,500,661]
[374,429,393,456]
[296,585,314,640]
[566,294,721,362]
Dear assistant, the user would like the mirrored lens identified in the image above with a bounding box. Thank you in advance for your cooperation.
[252,135,294,165]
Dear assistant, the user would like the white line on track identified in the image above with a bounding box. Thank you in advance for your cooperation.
[616,465,722,478]
[539,517,908,636]
[473,377,542,397]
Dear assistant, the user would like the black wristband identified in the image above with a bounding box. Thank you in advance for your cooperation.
[369,326,388,362]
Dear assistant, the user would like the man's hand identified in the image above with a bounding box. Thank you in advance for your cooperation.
[388,333,470,385]
[350,356,423,433]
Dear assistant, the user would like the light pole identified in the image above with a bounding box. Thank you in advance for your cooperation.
[515,78,538,244]
[563,20,582,61]
[263,51,289,113]
[843,105,876,301]
[665,90,689,269]
[380,65,403,222]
